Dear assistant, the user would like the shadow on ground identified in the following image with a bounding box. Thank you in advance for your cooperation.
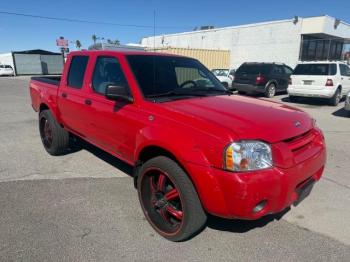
[207,208,290,233]
[280,96,333,107]
[332,107,350,118]
[66,138,133,176]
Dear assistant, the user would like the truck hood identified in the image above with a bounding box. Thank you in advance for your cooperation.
[160,95,312,143]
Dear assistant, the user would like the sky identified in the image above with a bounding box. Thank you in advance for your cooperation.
[0,0,349,53]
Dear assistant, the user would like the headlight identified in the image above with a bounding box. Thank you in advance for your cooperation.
[224,141,273,171]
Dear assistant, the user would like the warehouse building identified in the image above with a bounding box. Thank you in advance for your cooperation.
[141,15,350,69]
[0,49,64,76]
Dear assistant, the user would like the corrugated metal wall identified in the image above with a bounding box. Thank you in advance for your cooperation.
[40,55,64,74]
[13,54,64,75]
[14,54,42,75]
[147,47,230,70]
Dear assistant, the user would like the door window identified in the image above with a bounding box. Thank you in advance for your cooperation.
[67,56,89,89]
[272,65,284,75]
[92,57,129,95]
[284,66,293,75]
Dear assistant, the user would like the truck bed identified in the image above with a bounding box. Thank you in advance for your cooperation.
[30,76,61,112]
[31,76,61,86]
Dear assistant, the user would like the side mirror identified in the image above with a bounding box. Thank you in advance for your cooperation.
[105,85,133,103]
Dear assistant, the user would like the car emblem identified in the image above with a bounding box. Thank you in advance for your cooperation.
[294,121,301,127]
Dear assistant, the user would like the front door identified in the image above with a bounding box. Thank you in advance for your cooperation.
[83,55,143,163]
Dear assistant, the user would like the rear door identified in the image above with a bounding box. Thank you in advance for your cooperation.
[339,64,350,95]
[291,63,336,90]
[271,65,288,91]
[57,55,91,136]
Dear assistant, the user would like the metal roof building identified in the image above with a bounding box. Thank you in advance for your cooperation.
[141,15,350,69]
[0,49,64,76]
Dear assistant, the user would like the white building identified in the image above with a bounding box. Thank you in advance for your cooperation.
[141,15,350,69]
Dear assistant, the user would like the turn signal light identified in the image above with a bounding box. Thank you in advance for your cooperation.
[225,147,234,170]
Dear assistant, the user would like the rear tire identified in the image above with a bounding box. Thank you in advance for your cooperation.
[137,156,207,242]
[329,88,341,106]
[265,83,276,98]
[39,110,69,155]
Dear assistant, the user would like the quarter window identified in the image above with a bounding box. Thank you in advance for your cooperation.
[67,56,89,89]
[92,57,129,95]
[340,64,350,76]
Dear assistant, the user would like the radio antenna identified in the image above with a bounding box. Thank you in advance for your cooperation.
[152,10,156,101]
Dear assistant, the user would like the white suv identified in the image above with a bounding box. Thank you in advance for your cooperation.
[288,61,350,106]
[0,64,14,76]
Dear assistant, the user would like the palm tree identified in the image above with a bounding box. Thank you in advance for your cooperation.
[107,39,120,45]
[75,40,82,50]
[92,34,97,44]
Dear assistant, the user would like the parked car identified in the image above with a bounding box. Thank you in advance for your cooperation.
[211,68,235,89]
[30,50,326,241]
[0,64,14,76]
[345,91,350,116]
[288,61,350,106]
[233,62,293,98]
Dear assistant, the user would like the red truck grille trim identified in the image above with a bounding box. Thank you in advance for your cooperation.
[283,130,315,153]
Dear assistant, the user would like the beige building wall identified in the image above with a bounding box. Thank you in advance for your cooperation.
[147,47,230,70]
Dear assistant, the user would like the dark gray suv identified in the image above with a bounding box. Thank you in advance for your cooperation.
[233,62,293,98]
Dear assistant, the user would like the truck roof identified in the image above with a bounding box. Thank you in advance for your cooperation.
[68,50,184,57]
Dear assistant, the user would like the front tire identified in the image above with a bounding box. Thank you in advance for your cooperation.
[137,156,207,241]
[39,110,69,155]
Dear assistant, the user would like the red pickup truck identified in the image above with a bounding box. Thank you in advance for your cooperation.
[30,50,326,241]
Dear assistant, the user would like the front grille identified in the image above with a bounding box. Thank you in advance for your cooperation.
[284,130,315,153]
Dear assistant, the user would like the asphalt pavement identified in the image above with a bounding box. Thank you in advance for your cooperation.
[0,77,349,261]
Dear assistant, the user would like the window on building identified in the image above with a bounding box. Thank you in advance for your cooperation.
[300,36,344,61]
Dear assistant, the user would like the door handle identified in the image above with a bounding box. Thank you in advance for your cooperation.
[84,99,92,106]
[62,92,67,98]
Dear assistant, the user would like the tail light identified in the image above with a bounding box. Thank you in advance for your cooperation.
[288,78,292,85]
[255,74,266,85]
[325,79,334,87]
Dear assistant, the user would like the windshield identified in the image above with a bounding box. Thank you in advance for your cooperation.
[212,69,229,76]
[293,64,337,76]
[127,55,227,100]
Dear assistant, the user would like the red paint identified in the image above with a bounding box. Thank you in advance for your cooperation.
[30,50,326,220]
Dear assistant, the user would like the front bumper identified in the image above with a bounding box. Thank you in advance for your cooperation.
[186,138,326,220]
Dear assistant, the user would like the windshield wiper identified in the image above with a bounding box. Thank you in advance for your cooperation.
[146,90,208,99]
[146,88,233,99]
